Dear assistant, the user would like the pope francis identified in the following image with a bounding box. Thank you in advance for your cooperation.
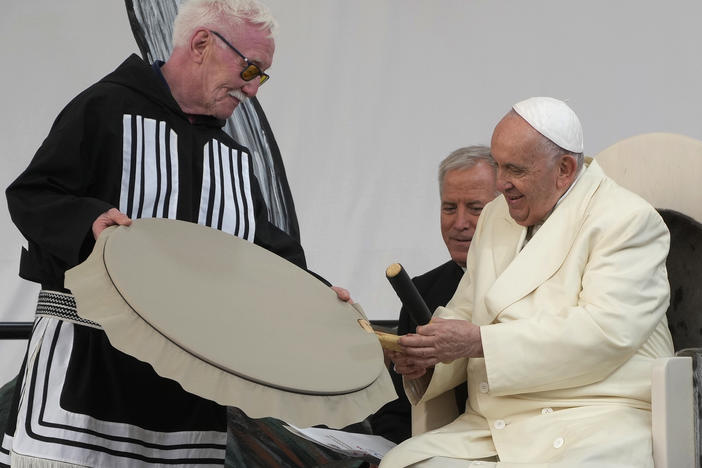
[382,97,674,468]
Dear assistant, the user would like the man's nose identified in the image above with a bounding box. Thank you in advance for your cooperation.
[241,80,261,97]
[454,207,475,230]
[496,171,513,193]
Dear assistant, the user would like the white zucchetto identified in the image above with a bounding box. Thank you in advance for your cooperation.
[512,97,584,153]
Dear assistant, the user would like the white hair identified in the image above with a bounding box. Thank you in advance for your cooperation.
[172,0,277,48]
[438,145,496,195]
[539,135,584,172]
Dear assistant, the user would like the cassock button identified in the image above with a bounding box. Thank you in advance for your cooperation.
[553,437,564,449]
[494,419,506,430]
[541,407,554,415]
[479,382,489,393]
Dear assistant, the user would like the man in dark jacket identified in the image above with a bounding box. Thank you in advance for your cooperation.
[370,146,498,443]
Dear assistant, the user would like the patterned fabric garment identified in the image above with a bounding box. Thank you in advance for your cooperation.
[1,55,310,467]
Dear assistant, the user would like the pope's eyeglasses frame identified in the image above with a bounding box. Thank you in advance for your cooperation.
[210,30,270,86]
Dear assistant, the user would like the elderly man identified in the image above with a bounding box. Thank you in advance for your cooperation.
[371,146,498,443]
[381,97,674,467]
[0,1,346,467]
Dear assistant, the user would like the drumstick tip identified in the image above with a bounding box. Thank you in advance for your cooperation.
[386,263,403,278]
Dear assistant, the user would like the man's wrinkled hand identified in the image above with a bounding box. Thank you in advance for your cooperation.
[398,317,483,367]
[92,208,132,239]
[387,349,431,380]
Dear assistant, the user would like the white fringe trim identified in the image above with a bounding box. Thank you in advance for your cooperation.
[10,451,88,468]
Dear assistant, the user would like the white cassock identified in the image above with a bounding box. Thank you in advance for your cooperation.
[381,159,674,468]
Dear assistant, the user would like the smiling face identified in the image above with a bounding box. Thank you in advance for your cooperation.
[199,22,274,119]
[491,113,578,227]
[440,161,498,267]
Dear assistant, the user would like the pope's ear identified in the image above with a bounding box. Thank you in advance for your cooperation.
[557,154,578,188]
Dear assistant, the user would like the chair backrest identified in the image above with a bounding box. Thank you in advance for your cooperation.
[596,132,702,222]
[657,209,702,351]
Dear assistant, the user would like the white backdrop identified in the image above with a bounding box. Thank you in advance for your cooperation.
[0,2,137,385]
[2,0,701,386]
[259,0,702,319]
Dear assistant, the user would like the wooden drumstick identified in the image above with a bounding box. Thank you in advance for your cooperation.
[386,263,432,326]
[385,264,456,363]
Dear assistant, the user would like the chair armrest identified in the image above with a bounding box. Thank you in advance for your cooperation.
[651,356,696,468]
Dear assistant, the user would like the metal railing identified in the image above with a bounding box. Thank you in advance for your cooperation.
[0,322,32,340]
[0,321,398,341]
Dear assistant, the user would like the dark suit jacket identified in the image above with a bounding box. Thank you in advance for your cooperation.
[370,260,465,443]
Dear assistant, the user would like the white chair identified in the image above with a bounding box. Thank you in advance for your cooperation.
[651,355,696,468]
[599,132,702,468]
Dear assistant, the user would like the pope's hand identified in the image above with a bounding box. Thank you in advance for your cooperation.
[398,317,483,367]
[387,349,432,379]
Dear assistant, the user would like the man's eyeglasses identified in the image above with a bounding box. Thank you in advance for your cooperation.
[210,30,270,86]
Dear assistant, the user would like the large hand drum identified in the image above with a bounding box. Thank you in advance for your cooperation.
[65,218,395,428]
